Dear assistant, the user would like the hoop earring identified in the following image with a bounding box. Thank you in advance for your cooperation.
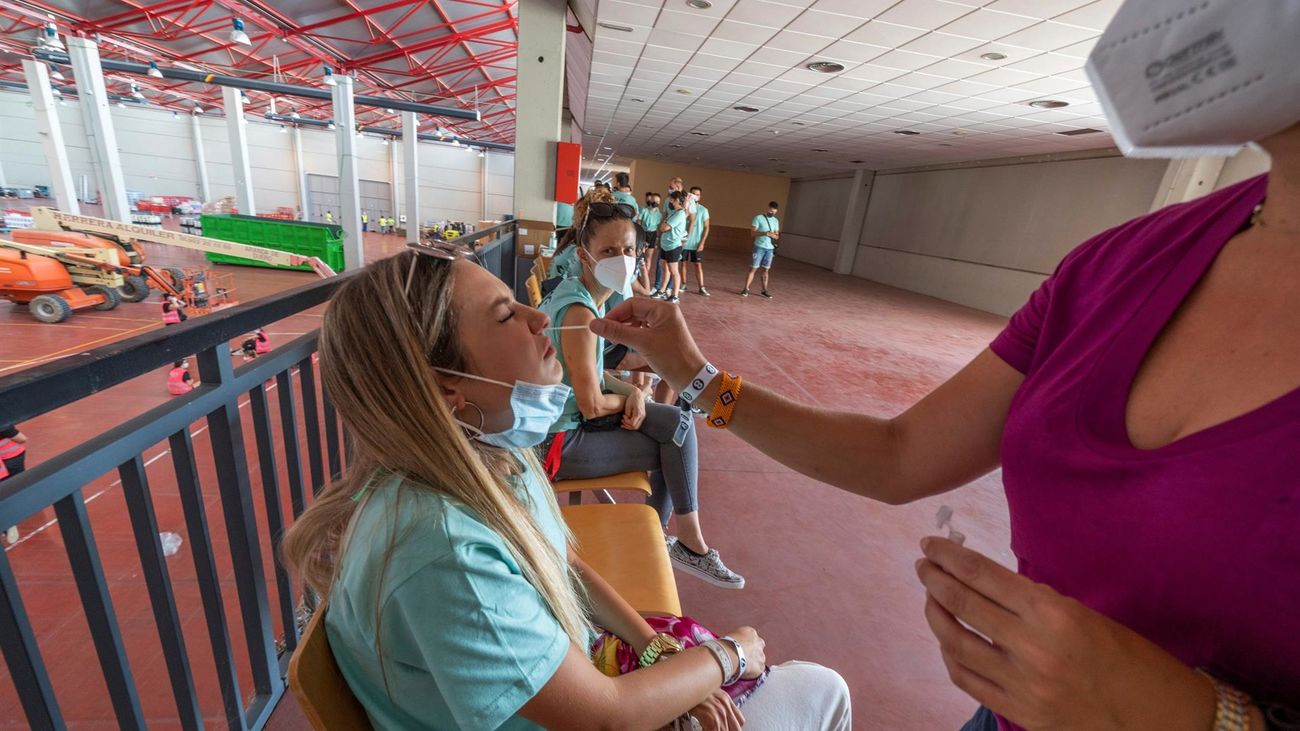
[460,401,486,432]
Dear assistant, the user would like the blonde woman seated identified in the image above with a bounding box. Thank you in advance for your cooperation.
[281,250,850,730]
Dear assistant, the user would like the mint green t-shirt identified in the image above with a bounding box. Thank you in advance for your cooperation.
[325,464,575,731]
[752,213,779,250]
[555,202,574,229]
[659,208,687,251]
[684,204,710,251]
[611,190,639,216]
[538,277,606,433]
[547,245,580,280]
[638,206,663,234]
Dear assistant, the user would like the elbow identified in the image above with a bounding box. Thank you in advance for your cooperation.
[576,398,604,421]
[875,418,919,506]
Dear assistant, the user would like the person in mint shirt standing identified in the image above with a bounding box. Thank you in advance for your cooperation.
[637,192,663,293]
[653,191,688,303]
[611,172,639,215]
[742,201,780,298]
[682,185,711,296]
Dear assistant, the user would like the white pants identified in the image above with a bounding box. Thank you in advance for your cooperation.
[682,661,851,731]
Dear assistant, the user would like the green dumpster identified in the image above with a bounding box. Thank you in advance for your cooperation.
[201,214,348,272]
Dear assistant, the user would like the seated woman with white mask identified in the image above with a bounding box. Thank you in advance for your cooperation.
[281,251,849,730]
[537,198,745,590]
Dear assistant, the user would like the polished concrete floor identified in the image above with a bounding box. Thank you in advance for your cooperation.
[1,210,1012,728]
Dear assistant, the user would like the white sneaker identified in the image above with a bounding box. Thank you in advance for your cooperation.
[5,526,18,545]
[669,541,745,589]
[664,534,678,552]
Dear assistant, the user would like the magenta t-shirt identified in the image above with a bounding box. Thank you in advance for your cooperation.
[990,173,1299,729]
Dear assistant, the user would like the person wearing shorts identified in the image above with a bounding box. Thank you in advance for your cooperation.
[654,191,688,303]
[638,193,663,292]
[682,186,711,296]
[743,201,780,298]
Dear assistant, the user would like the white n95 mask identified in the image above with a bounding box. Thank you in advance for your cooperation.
[1086,0,1300,158]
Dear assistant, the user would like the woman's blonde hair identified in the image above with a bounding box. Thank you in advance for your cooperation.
[280,253,591,656]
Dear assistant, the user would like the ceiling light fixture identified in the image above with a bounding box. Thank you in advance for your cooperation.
[691,131,710,136]
[598,21,635,32]
[48,63,64,82]
[811,148,828,152]
[230,18,251,46]
[630,98,645,103]
[676,88,692,94]
[791,121,806,126]
[130,84,145,101]
[733,105,760,112]
[1057,127,1103,136]
[979,52,1008,61]
[322,65,337,87]
[147,60,164,79]
[806,61,846,73]
[686,0,713,8]
[850,159,865,164]
[893,130,921,135]
[38,22,64,52]
[669,143,683,148]
[1029,99,1070,109]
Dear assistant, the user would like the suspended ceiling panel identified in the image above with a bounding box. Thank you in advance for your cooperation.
[582,0,1124,175]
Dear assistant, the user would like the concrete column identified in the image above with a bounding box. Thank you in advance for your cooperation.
[22,59,79,213]
[222,86,256,214]
[291,126,309,219]
[0,159,6,187]
[332,76,364,270]
[190,113,211,201]
[387,138,399,224]
[833,169,874,275]
[66,36,130,222]
[402,111,420,244]
[481,150,489,220]
[1150,156,1227,210]
[512,0,567,225]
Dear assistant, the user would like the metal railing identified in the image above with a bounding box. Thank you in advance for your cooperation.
[0,229,516,729]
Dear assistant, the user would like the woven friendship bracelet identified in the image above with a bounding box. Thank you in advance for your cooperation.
[707,372,742,429]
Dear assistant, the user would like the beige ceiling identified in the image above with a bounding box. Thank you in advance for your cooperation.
[580,0,1124,177]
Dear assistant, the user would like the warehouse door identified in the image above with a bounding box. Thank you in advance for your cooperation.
[305,174,392,225]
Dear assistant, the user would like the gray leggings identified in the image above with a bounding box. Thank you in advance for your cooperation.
[555,402,698,524]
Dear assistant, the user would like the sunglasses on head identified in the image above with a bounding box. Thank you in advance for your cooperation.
[403,237,480,297]
[580,202,636,234]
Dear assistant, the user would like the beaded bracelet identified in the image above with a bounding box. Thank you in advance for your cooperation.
[1202,671,1254,731]
[706,372,742,429]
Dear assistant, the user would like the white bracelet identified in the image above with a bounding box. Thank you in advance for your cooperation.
[717,636,746,684]
[679,362,718,408]
[700,640,732,685]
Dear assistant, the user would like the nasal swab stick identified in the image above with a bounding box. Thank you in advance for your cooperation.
[543,325,592,331]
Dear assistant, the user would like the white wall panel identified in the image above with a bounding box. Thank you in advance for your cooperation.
[0,90,509,226]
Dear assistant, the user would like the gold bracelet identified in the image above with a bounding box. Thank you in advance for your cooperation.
[707,372,742,429]
[1201,671,1253,731]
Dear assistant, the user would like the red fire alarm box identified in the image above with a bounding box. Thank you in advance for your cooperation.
[555,141,580,205]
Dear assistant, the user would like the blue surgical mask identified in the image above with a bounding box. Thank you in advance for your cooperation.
[435,367,570,449]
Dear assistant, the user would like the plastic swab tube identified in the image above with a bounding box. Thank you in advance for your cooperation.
[934,505,966,546]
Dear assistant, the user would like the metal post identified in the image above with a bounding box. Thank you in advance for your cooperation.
[292,126,309,219]
[388,137,399,225]
[189,114,211,202]
[222,87,256,215]
[333,76,364,270]
[512,0,567,225]
[481,150,489,220]
[402,111,420,244]
[65,36,130,222]
[21,59,79,214]
[834,169,874,275]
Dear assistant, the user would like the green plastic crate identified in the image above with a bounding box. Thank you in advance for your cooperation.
[200,214,348,272]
